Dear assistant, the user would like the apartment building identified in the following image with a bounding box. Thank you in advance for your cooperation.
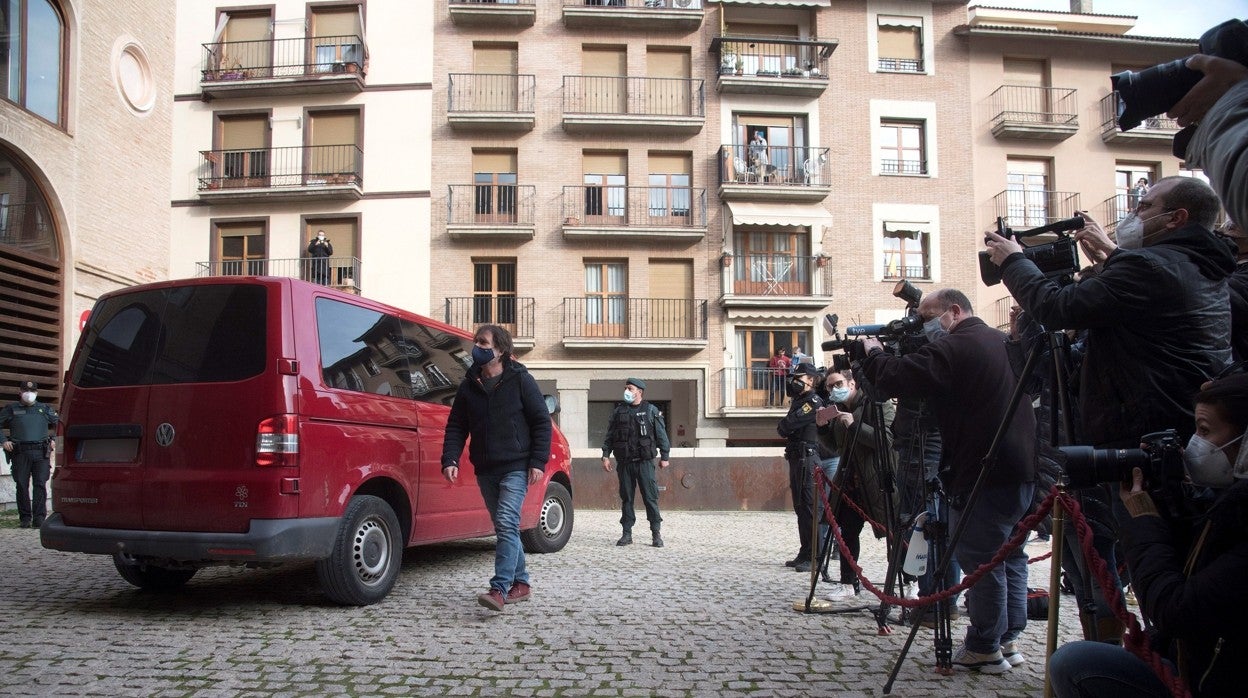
[432,0,977,500]
[169,1,433,313]
[957,4,1199,325]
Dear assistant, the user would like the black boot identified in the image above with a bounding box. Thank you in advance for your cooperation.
[616,532,633,546]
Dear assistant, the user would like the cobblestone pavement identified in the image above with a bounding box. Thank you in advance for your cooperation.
[0,509,1089,697]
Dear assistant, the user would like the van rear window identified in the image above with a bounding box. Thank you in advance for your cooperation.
[70,284,267,387]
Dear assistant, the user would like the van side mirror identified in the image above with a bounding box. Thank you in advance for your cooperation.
[544,394,560,415]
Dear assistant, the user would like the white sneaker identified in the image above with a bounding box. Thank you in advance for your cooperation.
[1000,641,1026,667]
[951,644,1011,674]
[824,583,861,600]
[902,582,919,600]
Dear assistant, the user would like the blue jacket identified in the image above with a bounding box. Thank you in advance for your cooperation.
[440,357,551,476]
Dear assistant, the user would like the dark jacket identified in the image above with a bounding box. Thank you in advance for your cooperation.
[440,357,551,476]
[861,317,1036,502]
[1229,263,1248,363]
[306,238,333,258]
[601,400,670,463]
[819,393,897,534]
[1121,479,1248,697]
[1001,224,1235,447]
[777,389,823,450]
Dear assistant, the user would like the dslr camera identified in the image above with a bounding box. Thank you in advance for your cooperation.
[1059,429,1184,491]
[979,215,1084,286]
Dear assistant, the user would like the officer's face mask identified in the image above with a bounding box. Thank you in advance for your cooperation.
[1183,432,1245,489]
[20,391,36,405]
[471,345,496,367]
[785,377,808,398]
[623,389,635,403]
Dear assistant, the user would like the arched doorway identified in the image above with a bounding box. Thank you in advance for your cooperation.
[0,147,63,408]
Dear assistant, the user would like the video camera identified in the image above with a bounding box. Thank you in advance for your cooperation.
[1111,19,1248,158]
[978,215,1084,286]
[821,281,928,364]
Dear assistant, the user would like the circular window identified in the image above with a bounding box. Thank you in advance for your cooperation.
[115,41,155,113]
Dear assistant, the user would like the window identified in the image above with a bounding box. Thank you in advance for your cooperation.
[0,0,65,124]
[0,151,57,259]
[648,153,692,224]
[732,114,808,183]
[303,217,358,287]
[732,230,810,296]
[581,46,626,115]
[310,6,363,73]
[1006,158,1051,226]
[646,47,692,116]
[210,9,273,77]
[732,329,811,407]
[215,221,266,276]
[473,151,518,224]
[307,110,360,181]
[877,16,922,73]
[879,120,926,175]
[583,152,627,223]
[584,262,627,337]
[216,114,270,183]
[1114,165,1155,222]
[882,223,930,280]
[473,261,518,331]
[472,43,519,111]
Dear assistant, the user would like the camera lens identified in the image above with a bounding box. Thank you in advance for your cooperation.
[1059,445,1150,489]
[1112,58,1201,132]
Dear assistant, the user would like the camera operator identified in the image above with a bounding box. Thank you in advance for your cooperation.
[777,363,824,573]
[859,288,1036,673]
[986,176,1235,450]
[1048,372,1248,697]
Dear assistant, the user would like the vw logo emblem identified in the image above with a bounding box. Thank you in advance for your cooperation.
[155,423,176,447]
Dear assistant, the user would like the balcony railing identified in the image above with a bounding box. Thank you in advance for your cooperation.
[198,144,363,192]
[989,85,1078,140]
[195,256,362,294]
[719,367,792,409]
[882,263,931,281]
[444,296,536,341]
[992,189,1082,228]
[712,36,834,80]
[562,76,704,117]
[1097,92,1180,144]
[718,145,831,187]
[562,297,708,340]
[448,0,537,27]
[725,254,832,297]
[202,35,364,81]
[562,0,705,31]
[877,57,923,73]
[561,185,707,228]
[880,158,927,176]
[448,73,536,113]
[1100,193,1136,230]
[448,184,536,226]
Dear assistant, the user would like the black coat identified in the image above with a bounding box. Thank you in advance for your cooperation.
[861,317,1036,501]
[1001,224,1235,447]
[1229,262,1248,363]
[440,357,552,476]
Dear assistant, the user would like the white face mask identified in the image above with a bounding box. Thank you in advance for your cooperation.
[1115,210,1171,250]
[623,390,636,403]
[20,391,37,405]
[1183,432,1245,488]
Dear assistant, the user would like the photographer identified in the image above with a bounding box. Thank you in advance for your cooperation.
[777,363,824,572]
[1049,372,1248,697]
[860,288,1036,673]
[1172,54,1248,229]
[986,176,1235,450]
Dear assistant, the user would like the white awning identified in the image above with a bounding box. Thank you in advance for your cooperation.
[726,202,830,227]
[883,220,931,238]
[877,15,924,29]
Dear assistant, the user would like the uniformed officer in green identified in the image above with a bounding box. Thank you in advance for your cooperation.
[1,379,59,528]
[601,378,670,548]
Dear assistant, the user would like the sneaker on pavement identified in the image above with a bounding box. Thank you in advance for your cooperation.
[825,583,861,600]
[952,644,1011,674]
[477,589,506,612]
[616,532,633,546]
[1000,641,1025,667]
[902,582,919,600]
[506,582,531,604]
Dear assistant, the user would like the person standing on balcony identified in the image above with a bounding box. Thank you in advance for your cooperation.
[1129,177,1149,210]
[306,230,333,285]
[601,378,670,548]
[767,347,791,406]
[749,130,769,170]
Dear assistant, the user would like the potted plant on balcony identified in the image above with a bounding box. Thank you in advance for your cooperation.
[735,57,744,75]
[217,55,246,81]
[756,68,780,78]
[782,67,804,78]
[721,49,737,75]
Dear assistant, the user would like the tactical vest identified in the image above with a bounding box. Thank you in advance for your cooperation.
[609,402,657,462]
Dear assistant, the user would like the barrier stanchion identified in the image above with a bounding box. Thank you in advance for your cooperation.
[1043,494,1065,698]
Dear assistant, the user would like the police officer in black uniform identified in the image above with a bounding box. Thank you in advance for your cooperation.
[2,379,59,529]
[601,378,670,548]
[777,363,824,572]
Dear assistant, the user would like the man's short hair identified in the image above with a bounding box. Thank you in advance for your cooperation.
[474,324,514,356]
[930,288,974,316]
[1155,176,1222,230]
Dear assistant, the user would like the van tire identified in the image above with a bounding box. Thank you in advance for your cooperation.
[316,495,403,606]
[112,554,197,591]
[521,481,573,554]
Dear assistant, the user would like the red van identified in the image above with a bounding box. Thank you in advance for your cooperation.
[41,277,574,605]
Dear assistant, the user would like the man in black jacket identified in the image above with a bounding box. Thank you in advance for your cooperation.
[441,324,552,612]
[861,288,1036,673]
[986,175,1235,449]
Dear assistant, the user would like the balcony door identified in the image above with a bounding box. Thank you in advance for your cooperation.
[473,261,518,335]
[647,153,691,225]
[217,114,270,187]
[646,48,690,116]
[1115,165,1155,221]
[737,329,810,407]
[1003,57,1050,120]
[734,114,805,182]
[733,229,809,296]
[473,151,518,224]
[218,10,272,76]
[582,46,626,115]
[304,218,358,288]
[648,260,693,339]
[307,110,359,184]
[216,221,266,276]
[310,7,363,74]
[473,44,518,112]
[1006,158,1050,227]
[584,262,627,338]
[583,152,627,225]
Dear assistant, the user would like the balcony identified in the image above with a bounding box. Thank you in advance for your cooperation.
[198,145,363,203]
[719,254,834,310]
[711,36,836,98]
[195,256,362,295]
[718,367,793,413]
[447,184,536,240]
[882,263,931,282]
[992,189,1082,229]
[1097,92,1180,145]
[561,297,708,350]
[448,0,536,27]
[562,76,704,134]
[562,0,704,32]
[561,185,706,241]
[877,56,924,74]
[718,145,832,202]
[880,158,927,176]
[1099,193,1134,231]
[200,36,364,100]
[443,296,536,350]
[447,73,536,131]
[989,85,1079,140]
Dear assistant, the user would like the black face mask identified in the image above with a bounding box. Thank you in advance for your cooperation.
[785,378,807,398]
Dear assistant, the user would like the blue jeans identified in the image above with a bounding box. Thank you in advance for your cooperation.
[1049,641,1169,698]
[477,469,530,594]
[949,481,1034,653]
[817,456,840,554]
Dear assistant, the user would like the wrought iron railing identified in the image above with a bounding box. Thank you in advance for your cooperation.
[725,254,832,296]
[714,36,834,78]
[1100,193,1135,228]
[561,297,708,340]
[195,256,362,293]
[882,263,931,280]
[562,76,704,117]
[198,144,363,191]
[448,184,536,226]
[989,85,1078,128]
[992,189,1082,228]
[561,185,706,227]
[444,296,536,340]
[719,367,792,409]
[991,296,1014,332]
[448,73,536,113]
[564,0,704,9]
[718,144,831,186]
[880,158,927,175]
[201,35,364,81]
[452,0,537,6]
[1097,91,1180,135]
[877,57,923,73]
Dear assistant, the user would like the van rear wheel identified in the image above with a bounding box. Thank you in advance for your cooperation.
[112,554,196,591]
[315,495,403,606]
[522,481,573,554]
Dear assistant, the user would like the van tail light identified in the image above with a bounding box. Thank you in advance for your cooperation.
[256,414,299,467]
